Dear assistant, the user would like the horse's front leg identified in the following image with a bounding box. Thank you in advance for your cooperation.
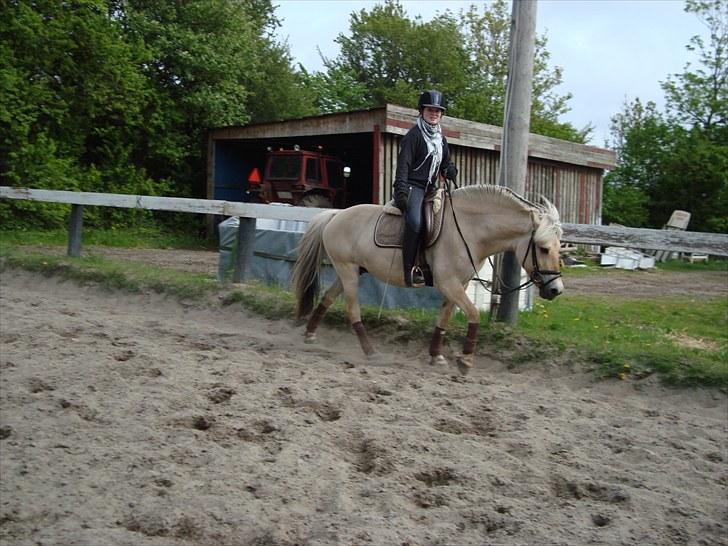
[304,278,343,344]
[429,300,455,367]
[438,281,481,374]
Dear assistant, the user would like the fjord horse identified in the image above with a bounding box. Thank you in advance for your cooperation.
[292,185,564,373]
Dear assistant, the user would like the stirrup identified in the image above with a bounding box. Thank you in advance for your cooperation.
[411,266,426,288]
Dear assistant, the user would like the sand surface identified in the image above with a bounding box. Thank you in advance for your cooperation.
[1,265,727,545]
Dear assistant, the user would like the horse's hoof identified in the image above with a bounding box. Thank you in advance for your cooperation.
[430,355,447,367]
[456,354,474,375]
[303,332,316,344]
[366,350,382,361]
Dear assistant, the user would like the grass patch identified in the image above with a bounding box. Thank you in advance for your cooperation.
[0,249,218,301]
[0,227,216,250]
[519,295,727,387]
[656,258,727,272]
[1,236,726,388]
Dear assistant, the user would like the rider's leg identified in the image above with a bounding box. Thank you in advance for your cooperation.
[403,186,425,287]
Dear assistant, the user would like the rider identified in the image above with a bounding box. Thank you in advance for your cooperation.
[393,90,458,287]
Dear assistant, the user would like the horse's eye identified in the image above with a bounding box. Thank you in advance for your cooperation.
[539,247,550,254]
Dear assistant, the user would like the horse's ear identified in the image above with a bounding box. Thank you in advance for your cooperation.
[539,196,558,217]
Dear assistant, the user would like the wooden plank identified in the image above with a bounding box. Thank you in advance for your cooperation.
[2,186,726,256]
[0,187,326,222]
[562,223,728,256]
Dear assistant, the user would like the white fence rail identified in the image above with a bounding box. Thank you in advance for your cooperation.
[0,187,325,221]
[2,187,727,280]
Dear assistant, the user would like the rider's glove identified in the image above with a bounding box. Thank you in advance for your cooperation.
[444,163,458,181]
[393,180,409,211]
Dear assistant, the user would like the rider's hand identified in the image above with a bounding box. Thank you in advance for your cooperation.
[394,181,408,211]
[444,163,458,181]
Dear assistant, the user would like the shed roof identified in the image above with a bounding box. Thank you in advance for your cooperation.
[210,104,617,170]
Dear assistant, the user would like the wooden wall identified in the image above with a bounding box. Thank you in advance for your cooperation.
[376,134,603,226]
[210,104,614,225]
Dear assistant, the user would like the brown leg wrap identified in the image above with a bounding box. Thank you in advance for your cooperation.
[463,322,479,355]
[306,303,327,334]
[352,321,375,356]
[429,327,446,356]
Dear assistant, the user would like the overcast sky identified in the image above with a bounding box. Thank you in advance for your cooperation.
[273,0,711,147]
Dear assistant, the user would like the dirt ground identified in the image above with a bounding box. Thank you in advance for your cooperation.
[1,249,727,545]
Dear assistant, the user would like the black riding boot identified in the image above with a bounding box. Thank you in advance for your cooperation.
[402,222,425,288]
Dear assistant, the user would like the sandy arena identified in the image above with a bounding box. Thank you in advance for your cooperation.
[0,257,726,545]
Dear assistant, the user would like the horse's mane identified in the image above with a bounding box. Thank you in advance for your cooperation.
[451,184,562,243]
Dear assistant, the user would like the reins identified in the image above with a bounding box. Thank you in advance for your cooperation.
[443,179,561,296]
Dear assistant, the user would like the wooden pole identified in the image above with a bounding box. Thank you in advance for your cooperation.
[67,204,84,257]
[493,0,537,325]
[232,217,256,283]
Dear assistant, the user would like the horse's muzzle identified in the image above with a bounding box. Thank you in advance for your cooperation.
[537,274,563,300]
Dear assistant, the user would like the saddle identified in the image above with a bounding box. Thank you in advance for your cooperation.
[374,189,446,285]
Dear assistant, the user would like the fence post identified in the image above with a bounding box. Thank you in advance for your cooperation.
[67,204,84,257]
[232,217,256,283]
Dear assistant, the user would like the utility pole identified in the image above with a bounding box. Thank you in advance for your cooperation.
[493,0,537,325]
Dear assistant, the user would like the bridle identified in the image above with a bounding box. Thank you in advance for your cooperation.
[521,229,563,291]
[444,179,562,296]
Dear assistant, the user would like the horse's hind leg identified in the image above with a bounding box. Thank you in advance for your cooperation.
[429,300,455,366]
[336,264,377,357]
[304,278,343,343]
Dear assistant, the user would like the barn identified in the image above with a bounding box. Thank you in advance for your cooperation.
[207,103,617,225]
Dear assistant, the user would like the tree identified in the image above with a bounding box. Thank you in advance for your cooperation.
[113,0,314,196]
[1,0,312,229]
[0,0,157,227]
[299,62,370,114]
[602,99,662,227]
[604,0,727,233]
[319,0,588,142]
[330,1,469,111]
[456,0,589,141]
[661,0,727,136]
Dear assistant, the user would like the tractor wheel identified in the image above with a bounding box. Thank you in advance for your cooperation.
[300,194,332,208]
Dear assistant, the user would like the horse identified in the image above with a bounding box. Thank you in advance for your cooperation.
[292,184,564,374]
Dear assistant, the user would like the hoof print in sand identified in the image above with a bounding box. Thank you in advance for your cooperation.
[414,467,459,487]
[552,476,630,504]
[354,439,393,475]
[206,384,236,404]
[28,377,55,393]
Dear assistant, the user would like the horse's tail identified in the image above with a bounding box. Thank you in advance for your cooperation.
[292,209,339,319]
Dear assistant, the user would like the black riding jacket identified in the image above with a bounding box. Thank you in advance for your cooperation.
[394,124,453,191]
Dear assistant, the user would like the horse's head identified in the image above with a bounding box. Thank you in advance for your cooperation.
[516,198,564,300]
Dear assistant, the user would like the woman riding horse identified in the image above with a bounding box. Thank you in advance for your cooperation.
[394,90,458,288]
[293,184,564,374]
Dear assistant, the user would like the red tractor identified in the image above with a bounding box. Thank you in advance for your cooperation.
[248,146,350,208]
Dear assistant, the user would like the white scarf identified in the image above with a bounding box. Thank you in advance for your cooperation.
[415,116,443,183]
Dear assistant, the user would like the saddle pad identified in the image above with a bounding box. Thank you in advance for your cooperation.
[374,190,446,249]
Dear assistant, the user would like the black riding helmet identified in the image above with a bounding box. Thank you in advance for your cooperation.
[418,90,447,112]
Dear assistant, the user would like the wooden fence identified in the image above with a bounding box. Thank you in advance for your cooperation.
[2,187,727,282]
